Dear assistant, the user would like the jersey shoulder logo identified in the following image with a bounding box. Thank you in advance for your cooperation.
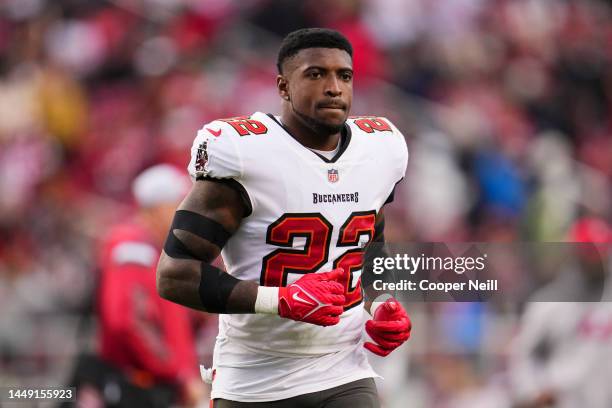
[195,140,209,174]
[206,127,222,137]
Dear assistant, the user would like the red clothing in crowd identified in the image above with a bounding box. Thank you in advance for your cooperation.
[98,221,199,388]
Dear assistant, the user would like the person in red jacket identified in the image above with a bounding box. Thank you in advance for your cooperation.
[96,164,203,407]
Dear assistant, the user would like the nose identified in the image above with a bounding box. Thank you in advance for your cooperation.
[324,76,342,97]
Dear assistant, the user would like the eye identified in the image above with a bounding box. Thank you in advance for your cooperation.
[341,72,353,81]
[308,71,322,79]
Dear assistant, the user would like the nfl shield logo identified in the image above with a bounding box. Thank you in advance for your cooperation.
[328,168,339,183]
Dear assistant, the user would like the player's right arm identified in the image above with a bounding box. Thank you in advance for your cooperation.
[157,179,346,325]
[156,178,252,312]
[156,120,347,326]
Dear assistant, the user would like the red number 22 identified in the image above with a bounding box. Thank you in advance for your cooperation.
[261,211,376,309]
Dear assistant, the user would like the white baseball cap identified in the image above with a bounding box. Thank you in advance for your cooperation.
[132,164,190,207]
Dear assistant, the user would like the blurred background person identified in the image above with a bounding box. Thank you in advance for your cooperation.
[509,217,612,408]
[66,164,204,408]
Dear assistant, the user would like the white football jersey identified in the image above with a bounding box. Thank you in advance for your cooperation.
[188,111,408,400]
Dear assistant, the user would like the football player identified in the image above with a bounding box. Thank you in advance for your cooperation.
[157,28,411,407]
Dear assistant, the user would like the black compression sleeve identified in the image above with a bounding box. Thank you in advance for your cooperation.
[164,210,231,259]
[199,263,241,313]
[361,242,392,289]
[361,217,396,301]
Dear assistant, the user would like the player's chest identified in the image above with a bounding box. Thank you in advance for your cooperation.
[248,152,390,213]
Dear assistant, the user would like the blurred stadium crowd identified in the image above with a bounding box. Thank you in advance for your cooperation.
[1,0,612,407]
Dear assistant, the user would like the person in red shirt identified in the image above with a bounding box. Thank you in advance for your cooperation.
[95,164,203,407]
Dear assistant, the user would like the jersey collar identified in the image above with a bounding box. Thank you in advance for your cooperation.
[265,113,352,164]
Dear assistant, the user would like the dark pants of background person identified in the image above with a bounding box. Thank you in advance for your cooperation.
[60,354,176,408]
[213,378,379,408]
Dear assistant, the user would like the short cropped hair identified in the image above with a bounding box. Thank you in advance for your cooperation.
[276,28,353,74]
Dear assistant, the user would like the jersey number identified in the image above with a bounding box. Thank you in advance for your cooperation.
[220,117,268,136]
[261,211,376,309]
[353,117,392,133]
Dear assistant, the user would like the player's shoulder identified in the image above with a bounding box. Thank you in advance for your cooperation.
[347,115,407,152]
[189,112,275,180]
[348,116,408,177]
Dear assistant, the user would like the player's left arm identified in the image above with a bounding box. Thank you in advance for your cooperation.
[362,209,390,314]
[361,210,412,357]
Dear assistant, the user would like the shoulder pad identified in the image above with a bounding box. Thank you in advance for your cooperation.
[188,119,244,181]
[349,116,408,182]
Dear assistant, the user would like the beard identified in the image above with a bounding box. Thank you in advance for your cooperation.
[291,102,346,136]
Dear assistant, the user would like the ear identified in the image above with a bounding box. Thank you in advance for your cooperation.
[277,74,290,101]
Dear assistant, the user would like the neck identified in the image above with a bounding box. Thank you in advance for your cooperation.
[280,108,342,151]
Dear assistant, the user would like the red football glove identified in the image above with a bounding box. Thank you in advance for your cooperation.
[278,268,346,326]
[364,298,411,357]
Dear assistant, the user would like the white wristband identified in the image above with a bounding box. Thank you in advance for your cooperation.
[254,286,279,314]
[369,294,393,316]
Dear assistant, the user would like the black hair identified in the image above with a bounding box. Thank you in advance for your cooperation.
[276,28,353,74]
